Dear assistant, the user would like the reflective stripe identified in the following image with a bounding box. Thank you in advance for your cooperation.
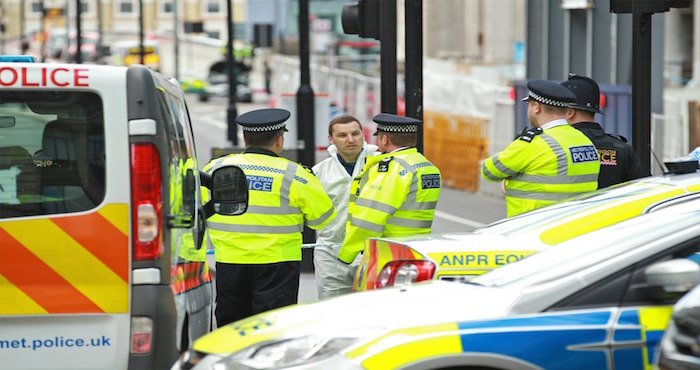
[208,221,303,234]
[482,166,502,181]
[280,162,297,207]
[349,216,385,233]
[492,157,518,177]
[400,201,437,210]
[540,133,568,176]
[356,198,398,215]
[394,156,422,208]
[505,188,583,201]
[387,217,433,228]
[246,205,301,215]
[513,173,599,184]
[306,206,335,227]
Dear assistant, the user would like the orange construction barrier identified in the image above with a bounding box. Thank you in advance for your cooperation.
[423,111,489,192]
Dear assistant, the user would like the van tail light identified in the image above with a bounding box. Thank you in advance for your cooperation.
[375,260,436,289]
[130,317,153,353]
[130,143,163,261]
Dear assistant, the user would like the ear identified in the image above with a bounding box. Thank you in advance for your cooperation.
[380,133,390,146]
[276,134,284,147]
[565,108,576,121]
[328,134,334,145]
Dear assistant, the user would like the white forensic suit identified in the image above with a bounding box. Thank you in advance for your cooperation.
[312,143,378,299]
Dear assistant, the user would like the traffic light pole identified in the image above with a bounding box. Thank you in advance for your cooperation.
[380,0,397,114]
[75,0,81,64]
[226,0,238,146]
[405,0,423,152]
[632,12,652,172]
[297,0,316,254]
[297,0,315,168]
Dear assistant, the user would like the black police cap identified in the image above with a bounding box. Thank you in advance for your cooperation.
[372,113,422,136]
[521,79,577,108]
[561,74,604,115]
[235,108,290,132]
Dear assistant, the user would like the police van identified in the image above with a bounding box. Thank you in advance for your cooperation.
[0,59,244,369]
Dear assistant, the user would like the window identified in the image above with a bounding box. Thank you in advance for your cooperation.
[0,91,105,219]
[30,1,43,14]
[116,0,136,14]
[202,0,222,14]
[159,0,174,15]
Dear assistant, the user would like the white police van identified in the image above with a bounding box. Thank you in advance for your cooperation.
[0,58,245,369]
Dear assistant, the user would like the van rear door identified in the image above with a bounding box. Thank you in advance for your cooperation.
[0,64,132,369]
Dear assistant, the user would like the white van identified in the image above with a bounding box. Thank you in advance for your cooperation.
[0,60,240,369]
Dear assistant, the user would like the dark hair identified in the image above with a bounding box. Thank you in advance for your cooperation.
[540,104,569,116]
[329,115,362,136]
[244,128,284,148]
[381,131,416,147]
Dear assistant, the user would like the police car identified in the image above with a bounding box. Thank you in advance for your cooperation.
[354,170,700,291]
[656,284,700,369]
[173,196,700,370]
[0,58,246,369]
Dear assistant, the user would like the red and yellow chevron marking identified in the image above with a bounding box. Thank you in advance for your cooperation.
[171,261,211,296]
[356,240,423,291]
[0,204,129,315]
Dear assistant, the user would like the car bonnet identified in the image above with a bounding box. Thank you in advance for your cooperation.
[193,281,519,355]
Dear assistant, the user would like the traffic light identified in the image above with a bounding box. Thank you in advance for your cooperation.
[341,0,380,39]
[610,0,690,13]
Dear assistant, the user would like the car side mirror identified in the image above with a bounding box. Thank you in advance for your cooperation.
[200,165,248,217]
[644,259,700,300]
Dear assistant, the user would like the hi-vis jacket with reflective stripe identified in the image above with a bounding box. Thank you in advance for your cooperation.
[338,148,442,264]
[481,120,600,217]
[203,149,336,264]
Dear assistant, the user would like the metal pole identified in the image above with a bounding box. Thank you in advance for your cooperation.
[75,0,81,63]
[0,0,5,54]
[139,0,144,65]
[297,0,314,167]
[173,0,179,80]
[632,12,652,171]
[97,0,102,62]
[226,0,238,145]
[297,0,315,254]
[380,0,397,113]
[405,0,423,152]
[39,0,45,61]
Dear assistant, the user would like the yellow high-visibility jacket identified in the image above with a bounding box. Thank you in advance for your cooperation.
[203,149,336,264]
[338,148,442,263]
[482,121,601,217]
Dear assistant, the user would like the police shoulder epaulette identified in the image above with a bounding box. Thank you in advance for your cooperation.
[300,163,315,176]
[378,156,393,172]
[606,133,627,143]
[518,127,543,143]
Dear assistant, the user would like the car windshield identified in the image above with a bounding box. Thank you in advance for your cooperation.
[471,197,700,288]
[472,180,680,237]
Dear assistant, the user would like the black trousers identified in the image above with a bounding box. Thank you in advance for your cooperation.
[215,261,301,327]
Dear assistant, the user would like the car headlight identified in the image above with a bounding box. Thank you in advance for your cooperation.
[212,334,362,369]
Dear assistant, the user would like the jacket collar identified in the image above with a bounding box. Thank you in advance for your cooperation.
[244,147,279,157]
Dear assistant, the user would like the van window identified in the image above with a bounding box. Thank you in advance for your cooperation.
[0,91,105,219]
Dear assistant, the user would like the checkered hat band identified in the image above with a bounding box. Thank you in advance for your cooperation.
[529,91,569,108]
[377,123,417,133]
[240,122,286,132]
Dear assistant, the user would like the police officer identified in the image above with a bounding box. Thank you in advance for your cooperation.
[561,74,650,188]
[482,80,601,217]
[203,108,336,326]
[338,113,442,264]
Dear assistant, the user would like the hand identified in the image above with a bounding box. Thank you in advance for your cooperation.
[500,180,506,195]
